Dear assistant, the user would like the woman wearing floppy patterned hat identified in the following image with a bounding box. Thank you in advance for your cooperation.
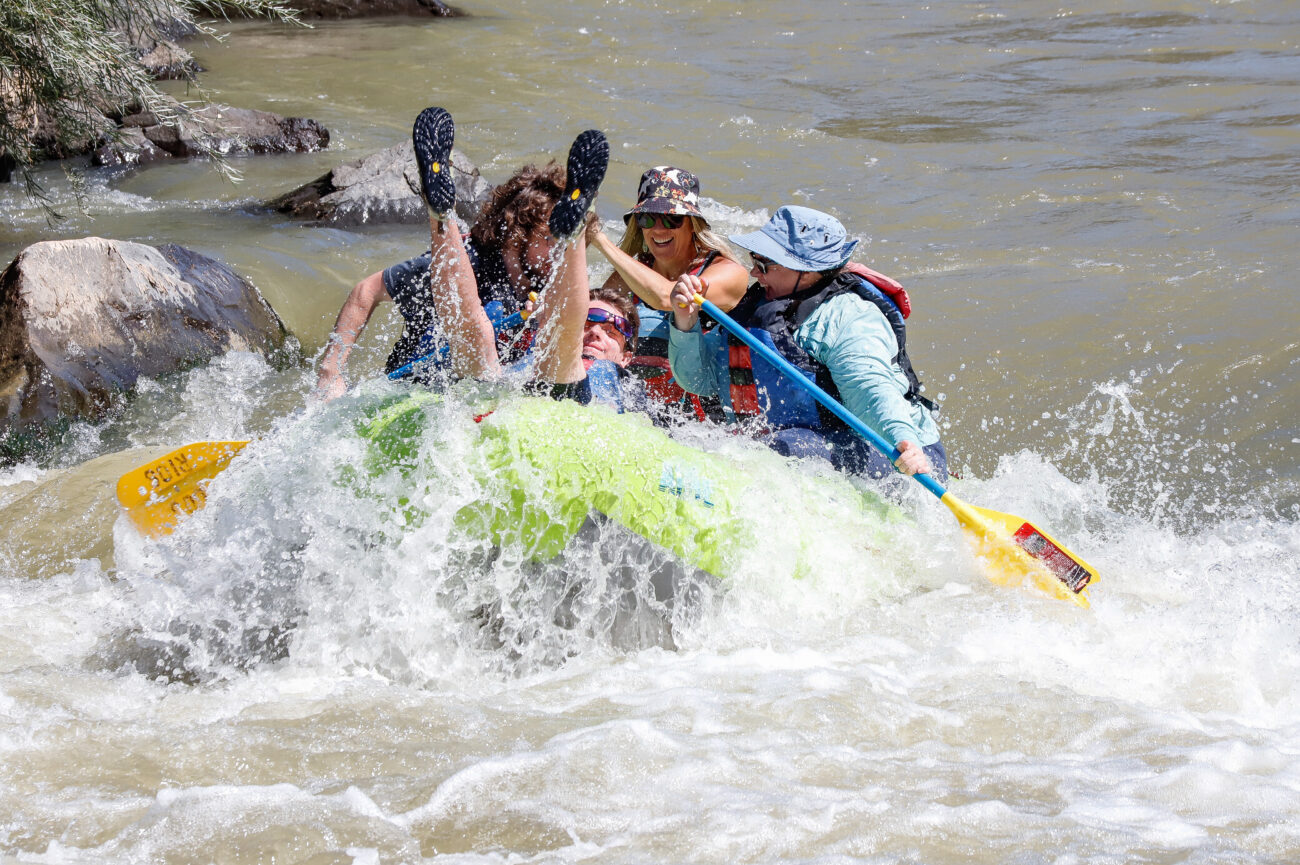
[585,166,749,314]
[583,167,749,422]
[667,205,947,483]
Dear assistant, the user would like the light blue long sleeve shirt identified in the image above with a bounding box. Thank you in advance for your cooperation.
[667,292,940,447]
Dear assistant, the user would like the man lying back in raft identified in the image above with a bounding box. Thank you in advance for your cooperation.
[580,285,647,411]
[667,205,947,482]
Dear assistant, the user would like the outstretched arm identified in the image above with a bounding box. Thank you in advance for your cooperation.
[587,223,675,310]
[315,270,389,401]
[586,219,749,312]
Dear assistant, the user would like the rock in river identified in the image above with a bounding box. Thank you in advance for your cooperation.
[0,238,290,448]
[94,99,330,169]
[284,0,459,18]
[267,140,492,227]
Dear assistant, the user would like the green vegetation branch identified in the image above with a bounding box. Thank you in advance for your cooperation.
[0,0,301,208]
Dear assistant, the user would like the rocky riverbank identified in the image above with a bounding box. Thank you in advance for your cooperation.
[0,0,462,183]
[0,1,494,456]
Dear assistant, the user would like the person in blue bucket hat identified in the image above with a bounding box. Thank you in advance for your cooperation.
[667,205,947,481]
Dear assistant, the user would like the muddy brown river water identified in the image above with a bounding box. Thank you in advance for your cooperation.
[2,2,1298,862]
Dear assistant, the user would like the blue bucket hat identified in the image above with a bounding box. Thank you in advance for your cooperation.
[729,205,859,272]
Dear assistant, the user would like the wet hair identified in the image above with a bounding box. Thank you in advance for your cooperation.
[590,285,639,354]
[618,215,744,275]
[470,162,566,255]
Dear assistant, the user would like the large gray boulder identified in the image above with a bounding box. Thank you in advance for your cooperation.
[0,238,290,444]
[267,141,492,227]
[94,99,330,169]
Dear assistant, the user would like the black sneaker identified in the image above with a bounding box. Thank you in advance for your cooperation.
[412,107,455,217]
[549,129,608,239]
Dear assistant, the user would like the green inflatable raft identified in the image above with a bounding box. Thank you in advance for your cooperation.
[356,391,901,581]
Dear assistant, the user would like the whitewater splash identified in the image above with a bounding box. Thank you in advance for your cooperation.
[95,381,934,683]
[2,365,1298,862]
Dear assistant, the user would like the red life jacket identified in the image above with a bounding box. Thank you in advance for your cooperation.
[841,262,911,320]
[626,251,723,422]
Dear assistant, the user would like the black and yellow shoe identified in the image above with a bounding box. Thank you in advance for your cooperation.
[549,129,609,239]
[412,107,456,217]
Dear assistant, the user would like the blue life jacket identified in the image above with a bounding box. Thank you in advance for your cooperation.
[585,359,626,411]
[388,301,532,382]
[393,330,630,418]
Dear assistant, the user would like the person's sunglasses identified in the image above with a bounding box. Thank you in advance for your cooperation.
[634,213,686,230]
[749,253,773,274]
[586,307,634,341]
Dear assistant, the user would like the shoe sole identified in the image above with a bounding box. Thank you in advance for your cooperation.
[412,107,456,215]
[549,129,609,239]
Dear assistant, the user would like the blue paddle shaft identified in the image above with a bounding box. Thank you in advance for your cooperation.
[695,296,948,499]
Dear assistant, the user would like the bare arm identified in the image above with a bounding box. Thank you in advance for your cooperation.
[587,225,675,309]
[692,256,749,312]
[315,270,390,401]
[586,220,750,313]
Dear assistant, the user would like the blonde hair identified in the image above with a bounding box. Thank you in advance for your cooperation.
[618,216,744,278]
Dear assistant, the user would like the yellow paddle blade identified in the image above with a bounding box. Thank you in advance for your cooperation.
[115,440,250,538]
[939,492,1098,607]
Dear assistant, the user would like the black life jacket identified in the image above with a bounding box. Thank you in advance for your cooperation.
[725,270,937,431]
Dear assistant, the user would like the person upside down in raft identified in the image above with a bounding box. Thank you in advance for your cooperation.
[335,106,635,407]
[667,205,948,482]
[315,128,570,400]
[584,166,749,420]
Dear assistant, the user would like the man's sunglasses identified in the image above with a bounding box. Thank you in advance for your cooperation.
[634,213,686,230]
[749,253,774,274]
[586,308,635,341]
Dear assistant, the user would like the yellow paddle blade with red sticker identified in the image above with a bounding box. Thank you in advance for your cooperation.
[115,440,250,538]
[939,492,1098,607]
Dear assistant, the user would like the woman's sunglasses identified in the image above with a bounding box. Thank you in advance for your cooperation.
[586,308,635,341]
[634,213,686,230]
[749,253,774,274]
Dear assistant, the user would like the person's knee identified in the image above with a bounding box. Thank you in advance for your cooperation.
[923,441,949,482]
[766,428,834,462]
[823,431,891,477]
